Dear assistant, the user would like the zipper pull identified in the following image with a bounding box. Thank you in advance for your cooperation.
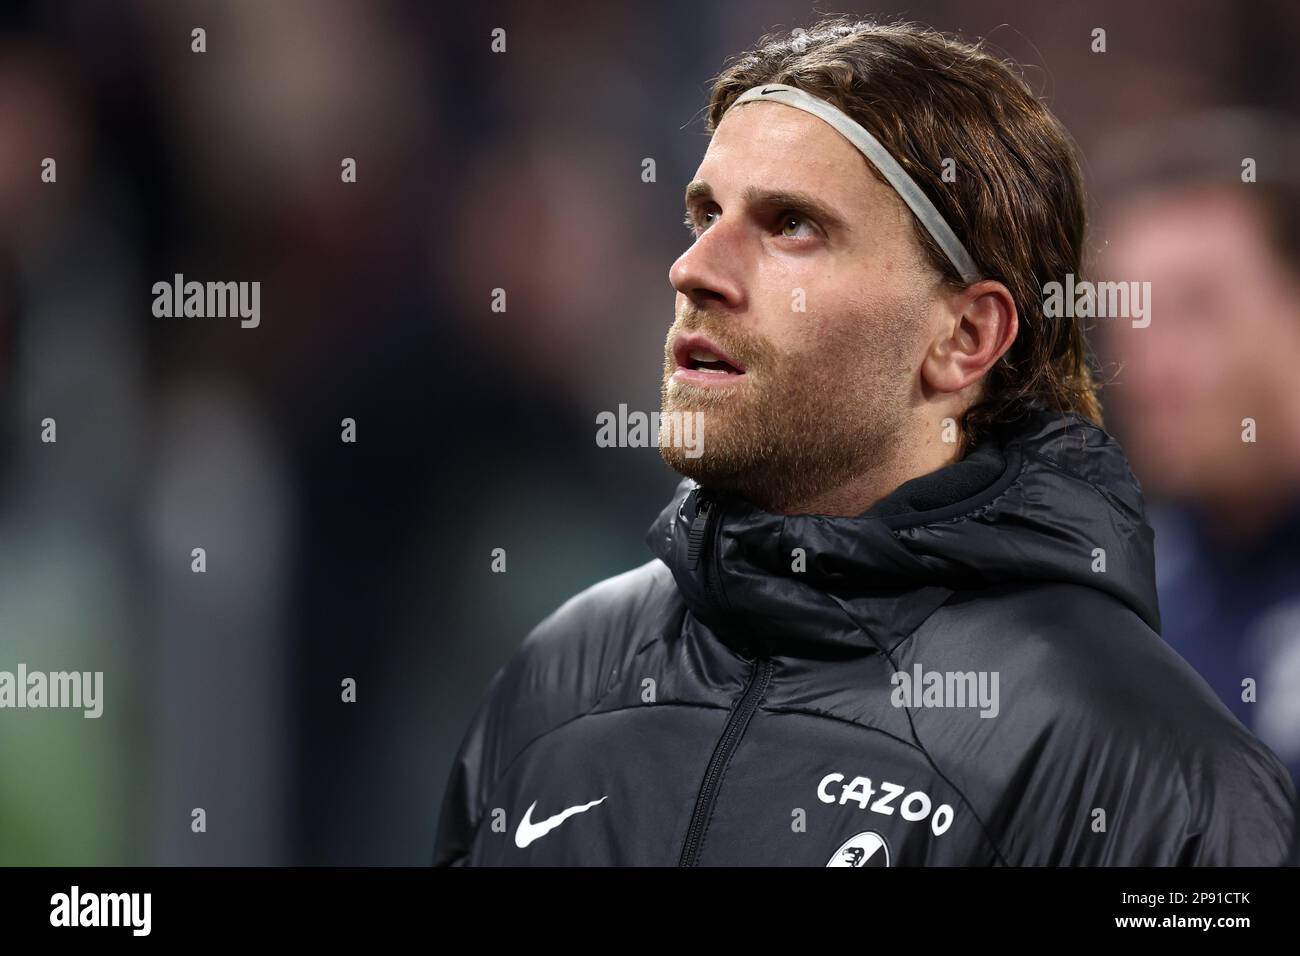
[686,492,714,570]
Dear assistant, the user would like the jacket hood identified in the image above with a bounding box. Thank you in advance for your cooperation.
[646,403,1161,658]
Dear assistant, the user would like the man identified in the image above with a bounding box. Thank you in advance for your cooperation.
[1094,111,1300,785]
[433,18,1296,866]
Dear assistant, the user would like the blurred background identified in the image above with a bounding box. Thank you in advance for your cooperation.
[0,0,1296,864]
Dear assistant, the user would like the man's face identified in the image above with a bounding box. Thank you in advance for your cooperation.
[660,101,944,511]
[1099,187,1300,500]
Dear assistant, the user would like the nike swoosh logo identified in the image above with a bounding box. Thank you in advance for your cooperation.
[761,86,783,94]
[514,796,608,849]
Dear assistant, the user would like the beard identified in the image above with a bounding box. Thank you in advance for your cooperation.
[659,307,913,514]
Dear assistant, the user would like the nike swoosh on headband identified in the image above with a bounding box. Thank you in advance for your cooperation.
[728,84,981,284]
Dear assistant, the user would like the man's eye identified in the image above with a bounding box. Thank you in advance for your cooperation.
[780,213,814,238]
[683,209,717,237]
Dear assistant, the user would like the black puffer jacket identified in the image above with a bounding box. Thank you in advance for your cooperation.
[433,405,1297,866]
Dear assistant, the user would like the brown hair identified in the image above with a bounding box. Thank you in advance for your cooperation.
[706,16,1102,444]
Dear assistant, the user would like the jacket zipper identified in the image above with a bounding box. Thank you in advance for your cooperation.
[678,655,773,866]
[686,491,722,611]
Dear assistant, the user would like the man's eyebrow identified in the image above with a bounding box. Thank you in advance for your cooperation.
[742,186,848,232]
[684,180,712,206]
[682,179,848,232]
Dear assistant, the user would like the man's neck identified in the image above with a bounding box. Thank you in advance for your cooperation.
[777,416,966,517]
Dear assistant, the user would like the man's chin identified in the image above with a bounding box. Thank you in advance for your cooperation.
[659,444,736,488]
[658,385,757,480]
[658,421,757,485]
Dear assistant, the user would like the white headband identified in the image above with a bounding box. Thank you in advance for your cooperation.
[728,84,981,284]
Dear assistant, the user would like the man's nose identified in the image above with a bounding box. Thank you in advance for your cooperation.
[669,220,746,310]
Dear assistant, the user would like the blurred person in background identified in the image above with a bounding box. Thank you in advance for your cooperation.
[1096,110,1300,785]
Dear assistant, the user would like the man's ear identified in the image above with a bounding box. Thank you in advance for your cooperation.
[920,280,1019,395]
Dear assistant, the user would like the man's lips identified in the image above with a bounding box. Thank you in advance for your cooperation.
[670,332,748,387]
